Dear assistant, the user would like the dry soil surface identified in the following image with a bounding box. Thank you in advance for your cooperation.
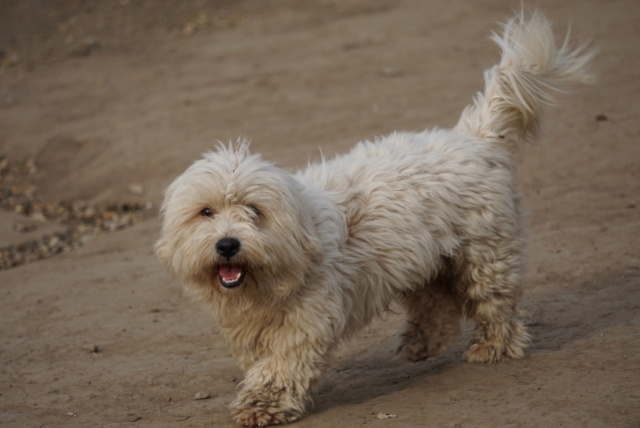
[1,1,639,427]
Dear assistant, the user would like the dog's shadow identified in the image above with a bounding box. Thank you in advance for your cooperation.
[312,316,473,413]
[312,267,639,414]
[524,266,640,354]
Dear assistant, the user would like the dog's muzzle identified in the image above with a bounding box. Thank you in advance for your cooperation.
[215,238,246,289]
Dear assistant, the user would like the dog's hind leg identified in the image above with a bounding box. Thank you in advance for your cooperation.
[458,233,531,363]
[398,269,462,362]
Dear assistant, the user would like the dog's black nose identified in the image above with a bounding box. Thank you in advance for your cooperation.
[216,237,241,259]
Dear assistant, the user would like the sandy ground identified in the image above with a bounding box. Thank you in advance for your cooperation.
[1,1,639,427]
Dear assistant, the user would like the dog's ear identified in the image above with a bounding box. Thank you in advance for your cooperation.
[280,175,323,266]
[296,209,323,265]
[155,237,171,265]
[265,175,324,300]
[156,181,178,266]
[271,218,322,300]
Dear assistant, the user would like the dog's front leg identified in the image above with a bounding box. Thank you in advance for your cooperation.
[231,347,327,427]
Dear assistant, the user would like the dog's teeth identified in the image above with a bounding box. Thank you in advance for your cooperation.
[218,265,245,288]
[221,272,241,282]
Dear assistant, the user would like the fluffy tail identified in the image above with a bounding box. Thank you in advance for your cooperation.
[456,11,594,147]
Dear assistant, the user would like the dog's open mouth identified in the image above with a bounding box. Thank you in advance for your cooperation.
[217,264,246,289]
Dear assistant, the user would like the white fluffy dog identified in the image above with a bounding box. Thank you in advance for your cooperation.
[157,12,592,427]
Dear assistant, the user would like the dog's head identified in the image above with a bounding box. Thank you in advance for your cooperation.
[156,141,321,303]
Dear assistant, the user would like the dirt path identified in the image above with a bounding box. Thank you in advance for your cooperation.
[1,1,638,427]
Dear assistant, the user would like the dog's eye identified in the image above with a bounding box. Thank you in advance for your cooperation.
[200,207,215,218]
[248,205,261,217]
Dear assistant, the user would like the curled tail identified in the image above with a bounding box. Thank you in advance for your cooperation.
[456,11,594,147]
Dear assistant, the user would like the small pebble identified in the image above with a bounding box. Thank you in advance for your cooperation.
[30,212,47,222]
[375,413,397,419]
[69,37,100,57]
[86,344,100,354]
[13,222,38,233]
[380,67,402,77]
[128,184,144,195]
[194,391,211,400]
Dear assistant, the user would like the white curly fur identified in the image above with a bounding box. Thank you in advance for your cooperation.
[157,12,592,427]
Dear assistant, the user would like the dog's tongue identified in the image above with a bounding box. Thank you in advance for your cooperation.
[219,265,243,282]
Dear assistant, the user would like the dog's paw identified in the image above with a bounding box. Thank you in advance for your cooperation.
[398,339,439,362]
[233,406,294,427]
[398,331,450,362]
[465,321,530,363]
[398,321,456,362]
[232,387,302,427]
[465,342,502,363]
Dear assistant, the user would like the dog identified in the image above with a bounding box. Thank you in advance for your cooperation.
[156,11,593,427]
